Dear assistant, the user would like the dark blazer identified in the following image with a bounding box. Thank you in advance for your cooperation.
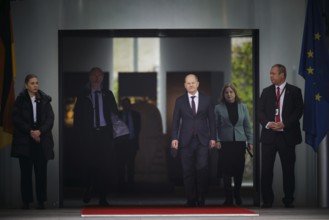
[118,109,141,149]
[11,89,55,160]
[172,92,216,147]
[74,88,118,140]
[258,83,303,146]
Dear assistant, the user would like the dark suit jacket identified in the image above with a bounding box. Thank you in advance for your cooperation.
[74,88,118,141]
[171,92,216,147]
[258,83,303,146]
[118,109,141,149]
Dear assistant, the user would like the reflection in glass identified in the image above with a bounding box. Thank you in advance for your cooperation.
[64,97,76,127]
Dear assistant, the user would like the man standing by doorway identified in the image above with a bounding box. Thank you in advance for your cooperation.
[171,73,216,207]
[74,67,119,206]
[258,64,303,208]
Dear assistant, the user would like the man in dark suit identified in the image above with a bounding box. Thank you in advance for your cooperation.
[258,64,303,208]
[171,73,216,207]
[116,98,141,192]
[74,67,119,206]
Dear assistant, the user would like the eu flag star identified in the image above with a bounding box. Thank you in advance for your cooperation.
[314,32,321,40]
[307,50,314,58]
[307,66,314,74]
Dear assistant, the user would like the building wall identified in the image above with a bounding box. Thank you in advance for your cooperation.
[0,0,316,208]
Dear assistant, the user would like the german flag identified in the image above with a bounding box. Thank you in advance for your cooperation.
[0,0,16,149]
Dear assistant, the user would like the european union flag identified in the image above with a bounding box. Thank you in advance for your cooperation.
[298,0,329,151]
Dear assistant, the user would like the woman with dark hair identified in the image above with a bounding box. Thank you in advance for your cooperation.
[11,74,54,209]
[215,83,253,206]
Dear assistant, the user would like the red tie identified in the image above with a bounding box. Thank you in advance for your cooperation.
[275,87,281,122]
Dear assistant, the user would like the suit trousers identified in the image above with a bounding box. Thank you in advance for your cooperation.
[19,141,48,204]
[180,136,209,202]
[261,132,296,205]
[84,127,117,198]
[115,138,138,188]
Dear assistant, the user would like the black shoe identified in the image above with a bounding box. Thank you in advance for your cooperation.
[197,200,205,207]
[197,195,205,207]
[235,198,242,206]
[36,202,45,209]
[21,203,29,209]
[284,203,295,208]
[261,203,272,208]
[282,198,294,208]
[99,198,110,207]
[222,200,234,206]
[186,200,197,207]
[83,186,92,203]
[235,195,242,206]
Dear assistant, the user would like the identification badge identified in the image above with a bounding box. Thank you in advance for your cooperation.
[275,108,279,116]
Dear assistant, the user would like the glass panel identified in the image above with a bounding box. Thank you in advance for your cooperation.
[113,38,160,103]
[138,38,160,72]
[231,37,253,185]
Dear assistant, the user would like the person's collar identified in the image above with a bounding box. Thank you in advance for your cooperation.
[277,81,287,90]
[89,82,103,92]
[188,91,199,98]
[91,88,101,93]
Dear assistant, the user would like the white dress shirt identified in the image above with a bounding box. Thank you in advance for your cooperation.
[188,91,199,113]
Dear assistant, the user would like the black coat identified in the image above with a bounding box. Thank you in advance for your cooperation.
[11,90,55,160]
[74,88,118,140]
[258,83,303,146]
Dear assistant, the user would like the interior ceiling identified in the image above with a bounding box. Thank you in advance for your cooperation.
[59,29,255,38]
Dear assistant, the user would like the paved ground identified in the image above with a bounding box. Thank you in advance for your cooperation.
[1,207,329,220]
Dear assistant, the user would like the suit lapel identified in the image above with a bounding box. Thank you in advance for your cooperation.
[269,85,277,111]
[282,83,291,117]
[221,103,229,119]
[184,93,195,116]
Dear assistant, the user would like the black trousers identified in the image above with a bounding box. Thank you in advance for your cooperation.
[218,141,245,200]
[84,127,117,198]
[19,142,48,204]
[180,136,209,202]
[261,132,296,205]
[115,138,138,189]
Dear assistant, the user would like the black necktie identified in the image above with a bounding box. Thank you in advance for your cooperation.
[94,91,100,128]
[191,96,196,115]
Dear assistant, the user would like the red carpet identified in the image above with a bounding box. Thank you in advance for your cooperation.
[81,206,259,217]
